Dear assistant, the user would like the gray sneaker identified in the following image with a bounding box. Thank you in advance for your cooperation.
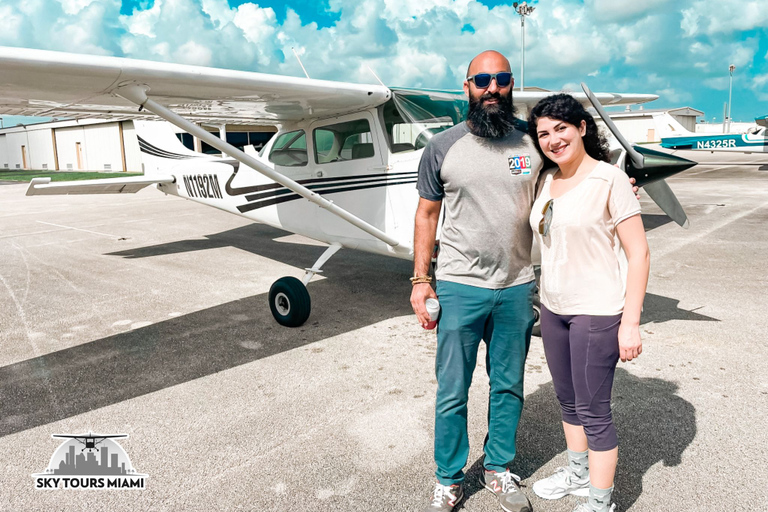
[532,466,590,500]
[424,482,463,512]
[481,470,532,512]
[573,503,616,512]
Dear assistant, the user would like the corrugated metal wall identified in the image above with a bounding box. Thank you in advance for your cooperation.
[0,135,8,168]
[5,132,30,169]
[122,121,143,172]
[82,123,123,171]
[55,126,86,170]
[27,129,56,170]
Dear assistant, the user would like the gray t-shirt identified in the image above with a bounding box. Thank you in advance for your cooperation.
[417,122,543,289]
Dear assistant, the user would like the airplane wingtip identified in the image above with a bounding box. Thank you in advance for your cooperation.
[26,177,51,196]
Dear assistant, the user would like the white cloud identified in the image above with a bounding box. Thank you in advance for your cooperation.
[57,0,98,16]
[752,74,768,101]
[656,88,693,104]
[681,0,768,35]
[704,77,729,90]
[0,0,766,118]
[173,40,213,66]
[585,0,670,23]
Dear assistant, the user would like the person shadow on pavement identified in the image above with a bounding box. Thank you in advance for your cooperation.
[458,368,696,510]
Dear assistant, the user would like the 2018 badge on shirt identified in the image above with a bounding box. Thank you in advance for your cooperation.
[508,154,532,176]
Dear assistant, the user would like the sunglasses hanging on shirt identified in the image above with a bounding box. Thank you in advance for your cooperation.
[539,199,554,236]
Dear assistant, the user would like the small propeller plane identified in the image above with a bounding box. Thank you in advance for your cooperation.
[52,432,128,453]
[0,47,696,327]
[654,111,768,153]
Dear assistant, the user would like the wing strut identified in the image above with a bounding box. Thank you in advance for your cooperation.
[115,85,401,248]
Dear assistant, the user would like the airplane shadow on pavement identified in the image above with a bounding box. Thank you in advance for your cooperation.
[0,218,704,499]
[458,369,696,511]
[0,224,415,438]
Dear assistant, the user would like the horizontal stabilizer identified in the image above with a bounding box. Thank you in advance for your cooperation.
[26,176,175,196]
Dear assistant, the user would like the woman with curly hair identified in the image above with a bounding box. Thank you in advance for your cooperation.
[526,94,650,512]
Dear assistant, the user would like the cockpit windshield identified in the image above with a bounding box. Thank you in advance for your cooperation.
[381,88,468,153]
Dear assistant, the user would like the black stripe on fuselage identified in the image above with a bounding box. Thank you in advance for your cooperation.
[224,167,417,197]
[243,173,418,202]
[237,178,417,213]
[137,136,202,160]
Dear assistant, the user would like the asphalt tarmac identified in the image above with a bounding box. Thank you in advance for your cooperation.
[1,150,767,511]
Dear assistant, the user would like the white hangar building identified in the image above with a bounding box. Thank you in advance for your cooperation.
[603,106,704,143]
[0,119,276,172]
[0,119,143,172]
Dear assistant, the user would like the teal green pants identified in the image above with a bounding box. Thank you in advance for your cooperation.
[434,280,535,485]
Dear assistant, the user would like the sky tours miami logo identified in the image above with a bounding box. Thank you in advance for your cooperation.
[32,432,148,490]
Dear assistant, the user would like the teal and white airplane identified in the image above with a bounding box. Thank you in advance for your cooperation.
[654,112,768,153]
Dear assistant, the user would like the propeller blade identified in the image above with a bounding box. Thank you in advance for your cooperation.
[581,82,644,169]
[580,81,696,228]
[643,179,690,228]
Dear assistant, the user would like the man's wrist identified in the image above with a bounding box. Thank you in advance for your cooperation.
[410,275,433,285]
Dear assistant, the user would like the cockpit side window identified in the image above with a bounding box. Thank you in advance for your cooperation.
[313,119,375,164]
[380,89,467,153]
[268,130,307,167]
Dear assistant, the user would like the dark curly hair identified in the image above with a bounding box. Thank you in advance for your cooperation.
[527,93,610,164]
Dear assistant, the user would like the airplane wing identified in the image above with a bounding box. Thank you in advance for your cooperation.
[0,47,656,126]
[0,46,391,124]
[515,91,657,117]
[26,176,175,196]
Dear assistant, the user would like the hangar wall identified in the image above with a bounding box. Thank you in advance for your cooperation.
[0,119,274,173]
[0,120,143,172]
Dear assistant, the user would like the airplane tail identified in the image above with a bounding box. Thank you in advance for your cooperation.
[130,120,215,175]
[652,112,694,139]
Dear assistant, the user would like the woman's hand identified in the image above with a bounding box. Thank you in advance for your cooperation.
[618,321,643,362]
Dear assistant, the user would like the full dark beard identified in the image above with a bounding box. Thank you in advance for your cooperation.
[466,91,517,139]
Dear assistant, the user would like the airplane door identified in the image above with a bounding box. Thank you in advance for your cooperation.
[308,112,387,240]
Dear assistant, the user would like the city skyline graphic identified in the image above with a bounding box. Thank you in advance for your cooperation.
[36,434,144,477]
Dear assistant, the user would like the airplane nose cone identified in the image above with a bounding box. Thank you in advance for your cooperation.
[628,146,697,187]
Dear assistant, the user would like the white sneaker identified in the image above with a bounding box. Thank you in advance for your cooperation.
[532,466,590,500]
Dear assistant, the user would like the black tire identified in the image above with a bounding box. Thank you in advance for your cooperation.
[531,291,542,338]
[268,276,311,327]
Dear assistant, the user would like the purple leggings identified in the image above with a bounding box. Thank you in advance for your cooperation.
[540,305,621,452]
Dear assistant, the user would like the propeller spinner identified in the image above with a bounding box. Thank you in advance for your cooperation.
[581,83,696,228]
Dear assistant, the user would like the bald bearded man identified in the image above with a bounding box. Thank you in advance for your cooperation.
[411,50,539,512]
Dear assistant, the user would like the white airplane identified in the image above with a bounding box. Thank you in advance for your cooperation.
[0,47,696,327]
[654,111,768,153]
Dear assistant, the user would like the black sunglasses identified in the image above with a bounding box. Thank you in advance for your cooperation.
[467,72,513,88]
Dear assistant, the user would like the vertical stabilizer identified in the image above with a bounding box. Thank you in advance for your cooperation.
[652,112,693,138]
[130,120,213,175]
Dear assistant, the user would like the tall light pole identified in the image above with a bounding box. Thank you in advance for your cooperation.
[513,2,536,91]
[726,64,736,133]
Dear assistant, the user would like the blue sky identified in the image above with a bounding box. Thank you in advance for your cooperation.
[1,0,767,126]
